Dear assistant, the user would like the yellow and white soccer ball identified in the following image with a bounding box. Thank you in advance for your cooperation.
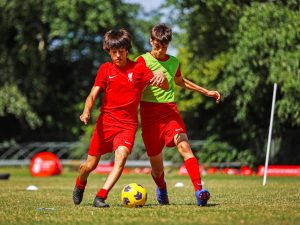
[121,183,147,208]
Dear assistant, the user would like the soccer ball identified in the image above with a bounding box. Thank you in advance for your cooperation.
[121,183,147,208]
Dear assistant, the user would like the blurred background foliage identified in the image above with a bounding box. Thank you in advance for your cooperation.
[0,0,299,166]
[0,0,154,140]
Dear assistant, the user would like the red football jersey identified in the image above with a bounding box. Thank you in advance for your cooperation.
[94,59,154,128]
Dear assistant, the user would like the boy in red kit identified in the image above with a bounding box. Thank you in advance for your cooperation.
[73,28,168,208]
[136,24,221,206]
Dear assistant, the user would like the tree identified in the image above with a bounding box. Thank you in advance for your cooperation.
[0,0,149,141]
[219,2,300,163]
[166,0,300,164]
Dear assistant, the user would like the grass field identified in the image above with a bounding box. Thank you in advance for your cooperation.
[0,167,299,225]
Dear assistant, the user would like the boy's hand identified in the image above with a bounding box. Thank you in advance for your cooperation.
[206,91,221,103]
[150,70,166,86]
[80,111,90,125]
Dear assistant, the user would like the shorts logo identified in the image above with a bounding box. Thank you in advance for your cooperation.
[175,128,182,132]
[124,141,131,145]
[128,72,133,82]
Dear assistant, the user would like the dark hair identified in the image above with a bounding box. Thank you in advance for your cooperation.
[151,24,172,45]
[103,28,132,52]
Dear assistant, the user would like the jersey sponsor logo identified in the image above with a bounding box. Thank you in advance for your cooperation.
[127,72,133,82]
[108,75,117,79]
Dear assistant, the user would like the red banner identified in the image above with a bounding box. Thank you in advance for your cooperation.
[94,162,129,174]
[257,165,300,176]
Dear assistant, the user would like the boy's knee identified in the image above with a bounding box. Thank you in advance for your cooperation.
[178,141,190,152]
[116,147,130,158]
[177,141,194,158]
[81,161,97,172]
[115,154,128,165]
[115,147,130,165]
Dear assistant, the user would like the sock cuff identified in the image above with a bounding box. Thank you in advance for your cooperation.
[96,188,109,199]
[185,157,198,165]
[76,177,87,190]
[151,171,167,190]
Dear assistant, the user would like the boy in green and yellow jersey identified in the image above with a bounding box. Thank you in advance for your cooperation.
[136,24,220,206]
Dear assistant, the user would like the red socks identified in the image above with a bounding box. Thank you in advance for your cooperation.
[76,177,109,199]
[184,157,202,191]
[96,188,109,200]
[151,158,201,191]
[151,171,167,190]
[76,177,87,190]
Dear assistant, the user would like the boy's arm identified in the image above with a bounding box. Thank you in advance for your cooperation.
[150,70,169,90]
[174,76,220,103]
[137,55,168,90]
[80,86,102,125]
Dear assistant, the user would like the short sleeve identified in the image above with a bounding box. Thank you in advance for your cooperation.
[137,62,154,84]
[94,64,107,89]
[136,56,146,65]
[175,64,182,77]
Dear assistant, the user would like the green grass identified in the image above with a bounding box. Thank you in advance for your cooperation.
[0,167,299,225]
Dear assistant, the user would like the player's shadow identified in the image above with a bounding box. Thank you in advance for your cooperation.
[170,203,219,207]
[132,203,219,207]
[79,202,219,208]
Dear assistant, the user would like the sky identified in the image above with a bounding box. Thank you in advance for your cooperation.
[123,0,177,55]
[124,0,166,12]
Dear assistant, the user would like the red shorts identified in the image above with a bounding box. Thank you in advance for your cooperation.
[140,102,187,157]
[88,121,136,156]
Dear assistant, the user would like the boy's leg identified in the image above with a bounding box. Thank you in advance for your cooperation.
[149,153,169,205]
[175,133,210,206]
[79,155,101,182]
[175,133,202,190]
[150,153,166,189]
[93,146,130,208]
[141,119,168,204]
[73,155,100,205]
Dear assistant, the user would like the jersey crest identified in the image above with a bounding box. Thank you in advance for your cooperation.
[128,72,133,82]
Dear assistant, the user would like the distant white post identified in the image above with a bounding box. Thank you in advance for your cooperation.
[263,83,277,186]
